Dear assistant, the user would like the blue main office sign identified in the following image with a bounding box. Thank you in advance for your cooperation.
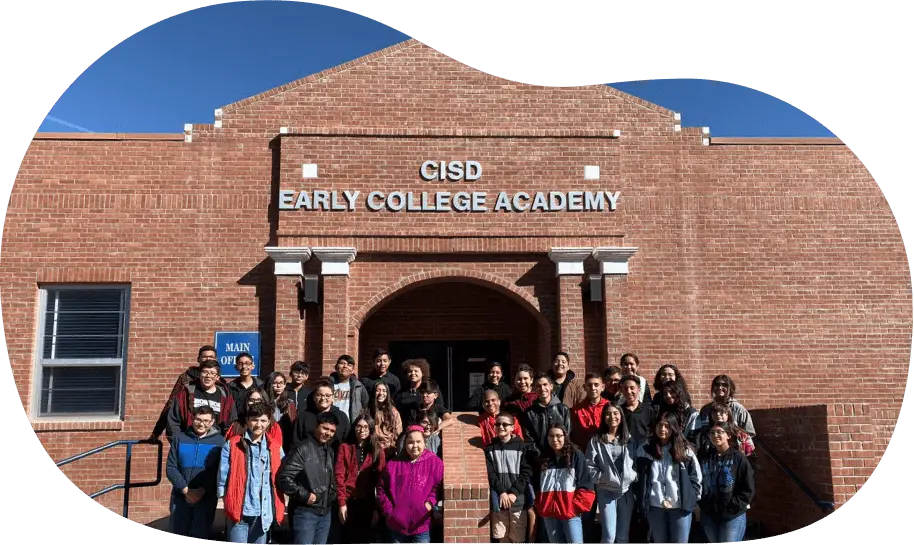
[215,331,261,378]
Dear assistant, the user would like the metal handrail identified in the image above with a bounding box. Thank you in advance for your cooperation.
[56,438,164,518]
[754,434,835,513]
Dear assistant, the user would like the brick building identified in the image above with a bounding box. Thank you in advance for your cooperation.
[3,39,910,538]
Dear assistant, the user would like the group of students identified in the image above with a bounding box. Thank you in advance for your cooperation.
[154,345,756,544]
[155,346,456,544]
[474,352,757,544]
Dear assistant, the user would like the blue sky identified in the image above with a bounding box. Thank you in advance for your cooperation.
[39,2,833,137]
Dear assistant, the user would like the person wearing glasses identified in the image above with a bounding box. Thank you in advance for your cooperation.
[697,423,755,542]
[167,359,237,440]
[165,405,225,539]
[698,375,755,436]
[151,344,223,440]
[291,380,350,450]
[227,352,265,411]
[485,412,534,543]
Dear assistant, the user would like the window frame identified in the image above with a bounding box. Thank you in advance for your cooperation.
[32,284,131,420]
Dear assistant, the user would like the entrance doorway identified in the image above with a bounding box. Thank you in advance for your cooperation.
[388,340,509,411]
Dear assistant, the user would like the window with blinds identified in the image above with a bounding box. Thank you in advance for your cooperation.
[37,286,130,417]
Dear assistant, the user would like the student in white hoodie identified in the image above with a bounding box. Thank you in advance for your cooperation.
[585,403,639,544]
[634,413,702,544]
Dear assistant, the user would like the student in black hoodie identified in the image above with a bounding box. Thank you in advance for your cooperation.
[286,361,312,409]
[226,352,265,411]
[291,380,350,450]
[521,373,572,454]
[468,361,514,411]
[619,375,654,448]
[277,412,339,545]
[698,423,755,543]
[151,345,222,440]
[485,412,534,543]
[360,348,401,399]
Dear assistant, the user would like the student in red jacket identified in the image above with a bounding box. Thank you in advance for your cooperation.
[218,403,285,543]
[479,389,524,447]
[503,364,539,415]
[225,388,283,448]
[335,414,386,543]
[570,373,608,541]
[571,373,609,450]
[534,424,595,543]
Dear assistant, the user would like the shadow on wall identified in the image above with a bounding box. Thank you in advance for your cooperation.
[751,405,834,537]
[238,259,278,375]
[458,413,485,448]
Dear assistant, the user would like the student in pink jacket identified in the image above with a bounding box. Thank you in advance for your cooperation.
[376,425,445,543]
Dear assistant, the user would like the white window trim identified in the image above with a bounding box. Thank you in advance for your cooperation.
[32,284,131,420]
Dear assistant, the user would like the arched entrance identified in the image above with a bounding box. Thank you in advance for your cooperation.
[357,277,548,411]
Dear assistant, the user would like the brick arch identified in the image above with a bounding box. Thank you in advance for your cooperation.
[349,268,549,334]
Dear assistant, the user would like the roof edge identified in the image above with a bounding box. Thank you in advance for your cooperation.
[221,39,422,112]
[33,132,185,141]
[220,39,678,119]
[601,85,676,117]
[711,137,844,146]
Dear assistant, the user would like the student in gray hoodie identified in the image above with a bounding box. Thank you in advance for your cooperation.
[585,403,639,544]
[330,355,368,426]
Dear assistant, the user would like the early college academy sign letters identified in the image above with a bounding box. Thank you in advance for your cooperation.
[278,160,621,213]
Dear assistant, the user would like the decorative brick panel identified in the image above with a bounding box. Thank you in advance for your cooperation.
[441,413,491,543]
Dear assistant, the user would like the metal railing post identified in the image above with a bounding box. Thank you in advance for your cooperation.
[56,439,162,519]
[123,442,134,519]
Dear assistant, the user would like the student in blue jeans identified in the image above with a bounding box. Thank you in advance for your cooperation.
[277,412,340,545]
[585,403,638,543]
[218,403,285,544]
[698,423,755,542]
[166,405,224,539]
[633,413,701,543]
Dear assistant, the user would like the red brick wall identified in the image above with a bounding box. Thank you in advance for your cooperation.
[441,413,491,543]
[749,403,879,536]
[3,40,909,536]
[358,281,544,376]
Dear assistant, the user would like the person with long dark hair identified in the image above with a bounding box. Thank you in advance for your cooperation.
[335,414,387,544]
[655,382,700,440]
[265,372,297,452]
[698,375,755,436]
[226,388,283,448]
[504,364,539,415]
[695,402,756,460]
[534,423,595,543]
[651,364,691,406]
[698,422,755,542]
[468,360,514,411]
[634,413,701,544]
[585,403,637,544]
[368,381,403,452]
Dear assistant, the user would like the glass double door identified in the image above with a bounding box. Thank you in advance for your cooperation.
[388,340,510,411]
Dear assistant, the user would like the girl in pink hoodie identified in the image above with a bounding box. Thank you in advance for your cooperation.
[377,425,445,543]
